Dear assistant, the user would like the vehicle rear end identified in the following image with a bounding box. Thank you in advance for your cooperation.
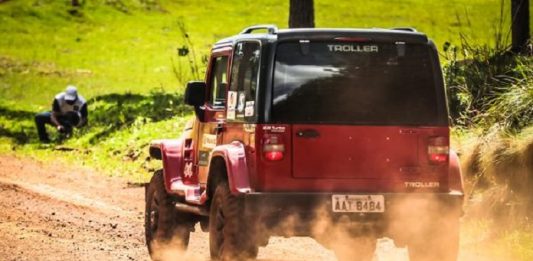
[246,30,463,259]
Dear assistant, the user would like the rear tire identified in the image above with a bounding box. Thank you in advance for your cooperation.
[145,170,193,259]
[407,217,460,261]
[209,181,258,260]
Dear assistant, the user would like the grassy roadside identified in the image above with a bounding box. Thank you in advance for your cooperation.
[0,114,192,182]
[452,126,533,260]
[0,90,192,182]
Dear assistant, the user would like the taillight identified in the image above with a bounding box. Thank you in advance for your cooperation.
[428,136,449,164]
[263,135,284,161]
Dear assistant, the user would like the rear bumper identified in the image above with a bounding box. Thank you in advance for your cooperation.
[243,192,463,236]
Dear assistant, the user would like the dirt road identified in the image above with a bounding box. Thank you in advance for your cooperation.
[0,155,503,261]
[0,155,343,261]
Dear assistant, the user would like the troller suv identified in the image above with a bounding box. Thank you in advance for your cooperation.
[145,25,464,261]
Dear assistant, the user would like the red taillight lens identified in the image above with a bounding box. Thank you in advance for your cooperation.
[265,151,284,161]
[263,136,284,161]
[428,137,449,164]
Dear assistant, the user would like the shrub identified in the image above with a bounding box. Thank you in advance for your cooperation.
[443,38,532,132]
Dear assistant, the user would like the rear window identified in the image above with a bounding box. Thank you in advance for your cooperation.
[271,41,446,125]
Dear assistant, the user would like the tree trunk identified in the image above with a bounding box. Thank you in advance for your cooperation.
[511,0,530,53]
[289,0,315,28]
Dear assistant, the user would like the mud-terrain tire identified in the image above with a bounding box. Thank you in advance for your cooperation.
[145,170,193,259]
[209,181,258,260]
[407,217,459,261]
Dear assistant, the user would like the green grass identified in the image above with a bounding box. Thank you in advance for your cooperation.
[444,47,533,131]
[1,0,531,107]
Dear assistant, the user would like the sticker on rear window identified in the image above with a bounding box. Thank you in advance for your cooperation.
[327,44,379,53]
[237,92,245,113]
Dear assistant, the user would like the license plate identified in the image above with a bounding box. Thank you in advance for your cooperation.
[332,195,385,213]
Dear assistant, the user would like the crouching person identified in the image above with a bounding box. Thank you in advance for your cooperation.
[35,85,88,143]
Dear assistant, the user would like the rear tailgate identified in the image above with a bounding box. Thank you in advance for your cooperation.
[292,125,449,181]
[257,124,450,192]
[293,125,417,179]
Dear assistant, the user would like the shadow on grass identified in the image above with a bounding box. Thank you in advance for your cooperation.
[0,126,30,144]
[0,107,34,144]
[0,91,190,145]
[0,106,36,120]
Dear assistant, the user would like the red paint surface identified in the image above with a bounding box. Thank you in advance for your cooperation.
[254,124,451,193]
[159,139,184,192]
[292,125,422,179]
[211,141,252,195]
[448,149,465,194]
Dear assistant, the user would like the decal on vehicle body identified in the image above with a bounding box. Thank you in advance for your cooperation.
[327,44,379,53]
[202,134,217,149]
[184,162,193,178]
[262,125,286,133]
[227,108,235,120]
[243,124,256,133]
[404,182,440,188]
[198,150,209,166]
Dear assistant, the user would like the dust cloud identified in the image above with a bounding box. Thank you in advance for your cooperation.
[150,235,204,261]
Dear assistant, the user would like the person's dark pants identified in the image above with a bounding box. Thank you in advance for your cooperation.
[35,111,79,142]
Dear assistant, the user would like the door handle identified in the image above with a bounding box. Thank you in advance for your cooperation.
[296,129,320,138]
[215,121,225,134]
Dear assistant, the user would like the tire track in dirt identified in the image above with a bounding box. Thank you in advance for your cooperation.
[0,181,146,261]
[0,155,339,261]
[0,155,147,261]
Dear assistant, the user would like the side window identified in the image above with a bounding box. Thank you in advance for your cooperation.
[227,41,261,121]
[208,56,229,108]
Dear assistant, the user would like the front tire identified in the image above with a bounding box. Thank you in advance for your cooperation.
[145,170,193,259]
[209,181,258,260]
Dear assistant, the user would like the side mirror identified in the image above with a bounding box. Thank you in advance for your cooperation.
[184,81,206,107]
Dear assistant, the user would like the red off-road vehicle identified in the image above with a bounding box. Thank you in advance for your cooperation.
[145,25,464,261]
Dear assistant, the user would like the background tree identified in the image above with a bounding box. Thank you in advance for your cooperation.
[289,0,314,28]
[511,0,530,53]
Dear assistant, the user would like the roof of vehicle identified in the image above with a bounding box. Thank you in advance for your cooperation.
[213,25,429,49]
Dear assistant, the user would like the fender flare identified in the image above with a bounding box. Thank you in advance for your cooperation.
[448,149,465,195]
[150,139,185,192]
[209,141,252,196]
